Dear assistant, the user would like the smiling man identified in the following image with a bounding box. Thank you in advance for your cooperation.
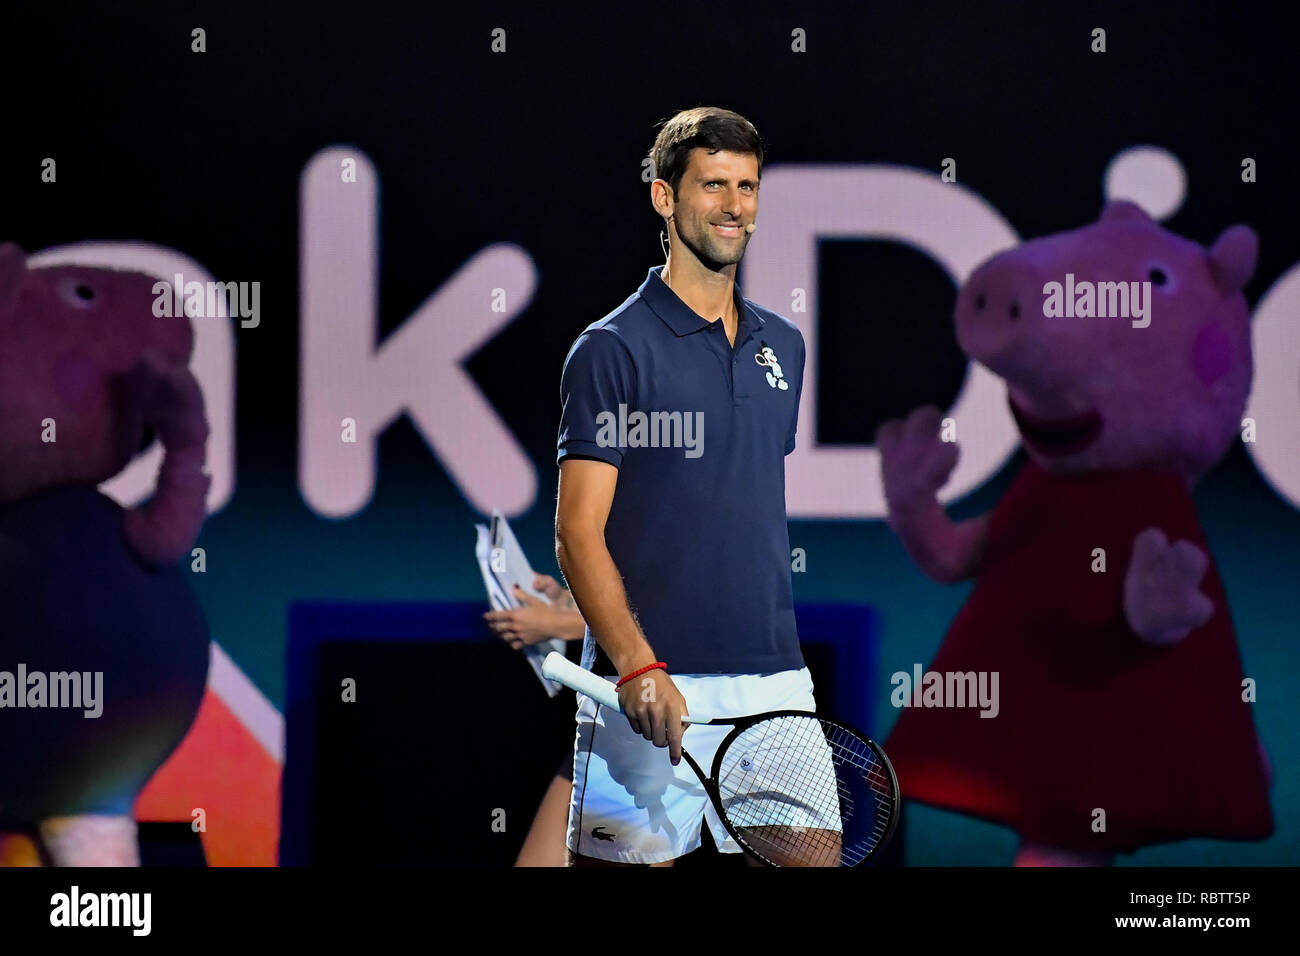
[554,107,819,866]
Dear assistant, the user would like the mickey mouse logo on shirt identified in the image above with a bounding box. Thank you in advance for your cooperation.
[754,340,789,390]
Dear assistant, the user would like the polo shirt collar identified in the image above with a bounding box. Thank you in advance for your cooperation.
[640,264,766,339]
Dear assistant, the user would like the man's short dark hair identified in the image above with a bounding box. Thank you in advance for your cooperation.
[649,107,765,200]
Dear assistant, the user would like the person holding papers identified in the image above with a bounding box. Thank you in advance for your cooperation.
[483,574,585,649]
[483,573,585,867]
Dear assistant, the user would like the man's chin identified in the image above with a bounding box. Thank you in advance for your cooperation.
[704,245,744,269]
[679,233,744,272]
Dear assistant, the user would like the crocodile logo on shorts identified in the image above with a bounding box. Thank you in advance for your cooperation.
[591,826,616,842]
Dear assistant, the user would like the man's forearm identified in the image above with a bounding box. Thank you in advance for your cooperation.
[555,531,656,675]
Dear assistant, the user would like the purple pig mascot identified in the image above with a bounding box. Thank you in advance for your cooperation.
[0,243,211,865]
[878,202,1273,865]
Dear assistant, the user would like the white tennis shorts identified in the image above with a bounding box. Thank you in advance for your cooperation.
[566,667,832,864]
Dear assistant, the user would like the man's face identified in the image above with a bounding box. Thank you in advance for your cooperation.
[666,148,759,270]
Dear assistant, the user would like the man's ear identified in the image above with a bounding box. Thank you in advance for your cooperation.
[650,180,674,221]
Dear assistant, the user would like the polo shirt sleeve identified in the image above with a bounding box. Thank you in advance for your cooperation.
[557,329,637,468]
[784,333,806,456]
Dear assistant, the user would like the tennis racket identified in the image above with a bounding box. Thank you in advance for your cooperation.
[541,652,900,867]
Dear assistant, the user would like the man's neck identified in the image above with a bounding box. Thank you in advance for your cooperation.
[662,258,739,341]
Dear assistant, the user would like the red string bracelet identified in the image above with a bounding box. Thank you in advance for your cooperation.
[615,662,666,688]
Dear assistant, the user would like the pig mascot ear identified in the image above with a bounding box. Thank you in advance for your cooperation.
[1207,225,1258,295]
[1099,200,1153,224]
[0,242,26,310]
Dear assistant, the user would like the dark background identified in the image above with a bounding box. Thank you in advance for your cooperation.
[3,1,1296,865]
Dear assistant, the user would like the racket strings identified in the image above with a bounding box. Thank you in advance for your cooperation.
[715,715,896,867]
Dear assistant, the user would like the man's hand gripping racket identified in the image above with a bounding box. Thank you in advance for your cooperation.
[542,652,900,867]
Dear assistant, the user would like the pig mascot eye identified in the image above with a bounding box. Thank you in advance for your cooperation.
[55,276,99,309]
[1147,266,1169,286]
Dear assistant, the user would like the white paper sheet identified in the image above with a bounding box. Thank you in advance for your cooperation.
[474,512,565,695]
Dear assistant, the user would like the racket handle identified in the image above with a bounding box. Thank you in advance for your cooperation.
[542,652,622,710]
[540,652,712,724]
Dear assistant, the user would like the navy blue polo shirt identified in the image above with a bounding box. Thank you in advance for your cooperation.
[556,265,806,676]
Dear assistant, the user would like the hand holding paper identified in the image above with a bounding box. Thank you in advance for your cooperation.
[473,510,573,695]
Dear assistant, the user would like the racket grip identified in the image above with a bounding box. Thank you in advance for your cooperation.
[541,652,623,711]
[540,652,713,724]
